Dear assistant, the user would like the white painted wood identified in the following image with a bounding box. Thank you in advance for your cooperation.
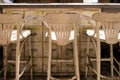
[83,0,98,3]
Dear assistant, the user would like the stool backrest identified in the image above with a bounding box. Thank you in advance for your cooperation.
[93,12,120,44]
[46,13,79,46]
[0,14,23,45]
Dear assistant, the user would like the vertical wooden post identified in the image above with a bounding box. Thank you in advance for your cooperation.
[47,26,52,80]
[74,26,80,80]
[96,22,101,80]
[16,27,20,80]
[28,35,33,80]
[110,44,114,77]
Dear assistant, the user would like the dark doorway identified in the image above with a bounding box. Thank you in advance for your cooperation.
[101,42,120,76]
[111,0,120,3]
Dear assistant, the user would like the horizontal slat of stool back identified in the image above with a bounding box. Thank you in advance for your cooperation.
[0,14,23,24]
[46,13,80,24]
[93,12,120,22]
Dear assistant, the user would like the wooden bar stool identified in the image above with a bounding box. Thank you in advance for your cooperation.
[86,12,120,80]
[93,12,120,80]
[44,13,80,80]
[0,13,32,80]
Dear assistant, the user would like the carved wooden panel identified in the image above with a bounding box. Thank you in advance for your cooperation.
[33,58,42,72]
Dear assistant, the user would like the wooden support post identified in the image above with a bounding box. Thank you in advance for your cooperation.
[96,22,101,80]
[16,28,20,80]
[73,26,80,80]
[110,44,114,77]
[28,35,33,80]
[47,27,52,80]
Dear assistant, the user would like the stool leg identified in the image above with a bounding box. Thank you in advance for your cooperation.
[28,36,33,80]
[3,46,7,80]
[16,30,21,80]
[74,28,80,80]
[74,45,80,80]
[47,28,52,80]
[110,44,114,77]
[16,42,20,80]
[96,27,101,80]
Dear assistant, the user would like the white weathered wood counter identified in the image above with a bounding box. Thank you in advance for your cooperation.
[0,3,119,11]
[0,3,119,8]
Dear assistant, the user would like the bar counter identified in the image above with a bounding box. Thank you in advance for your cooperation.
[0,3,120,9]
[0,3,119,12]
